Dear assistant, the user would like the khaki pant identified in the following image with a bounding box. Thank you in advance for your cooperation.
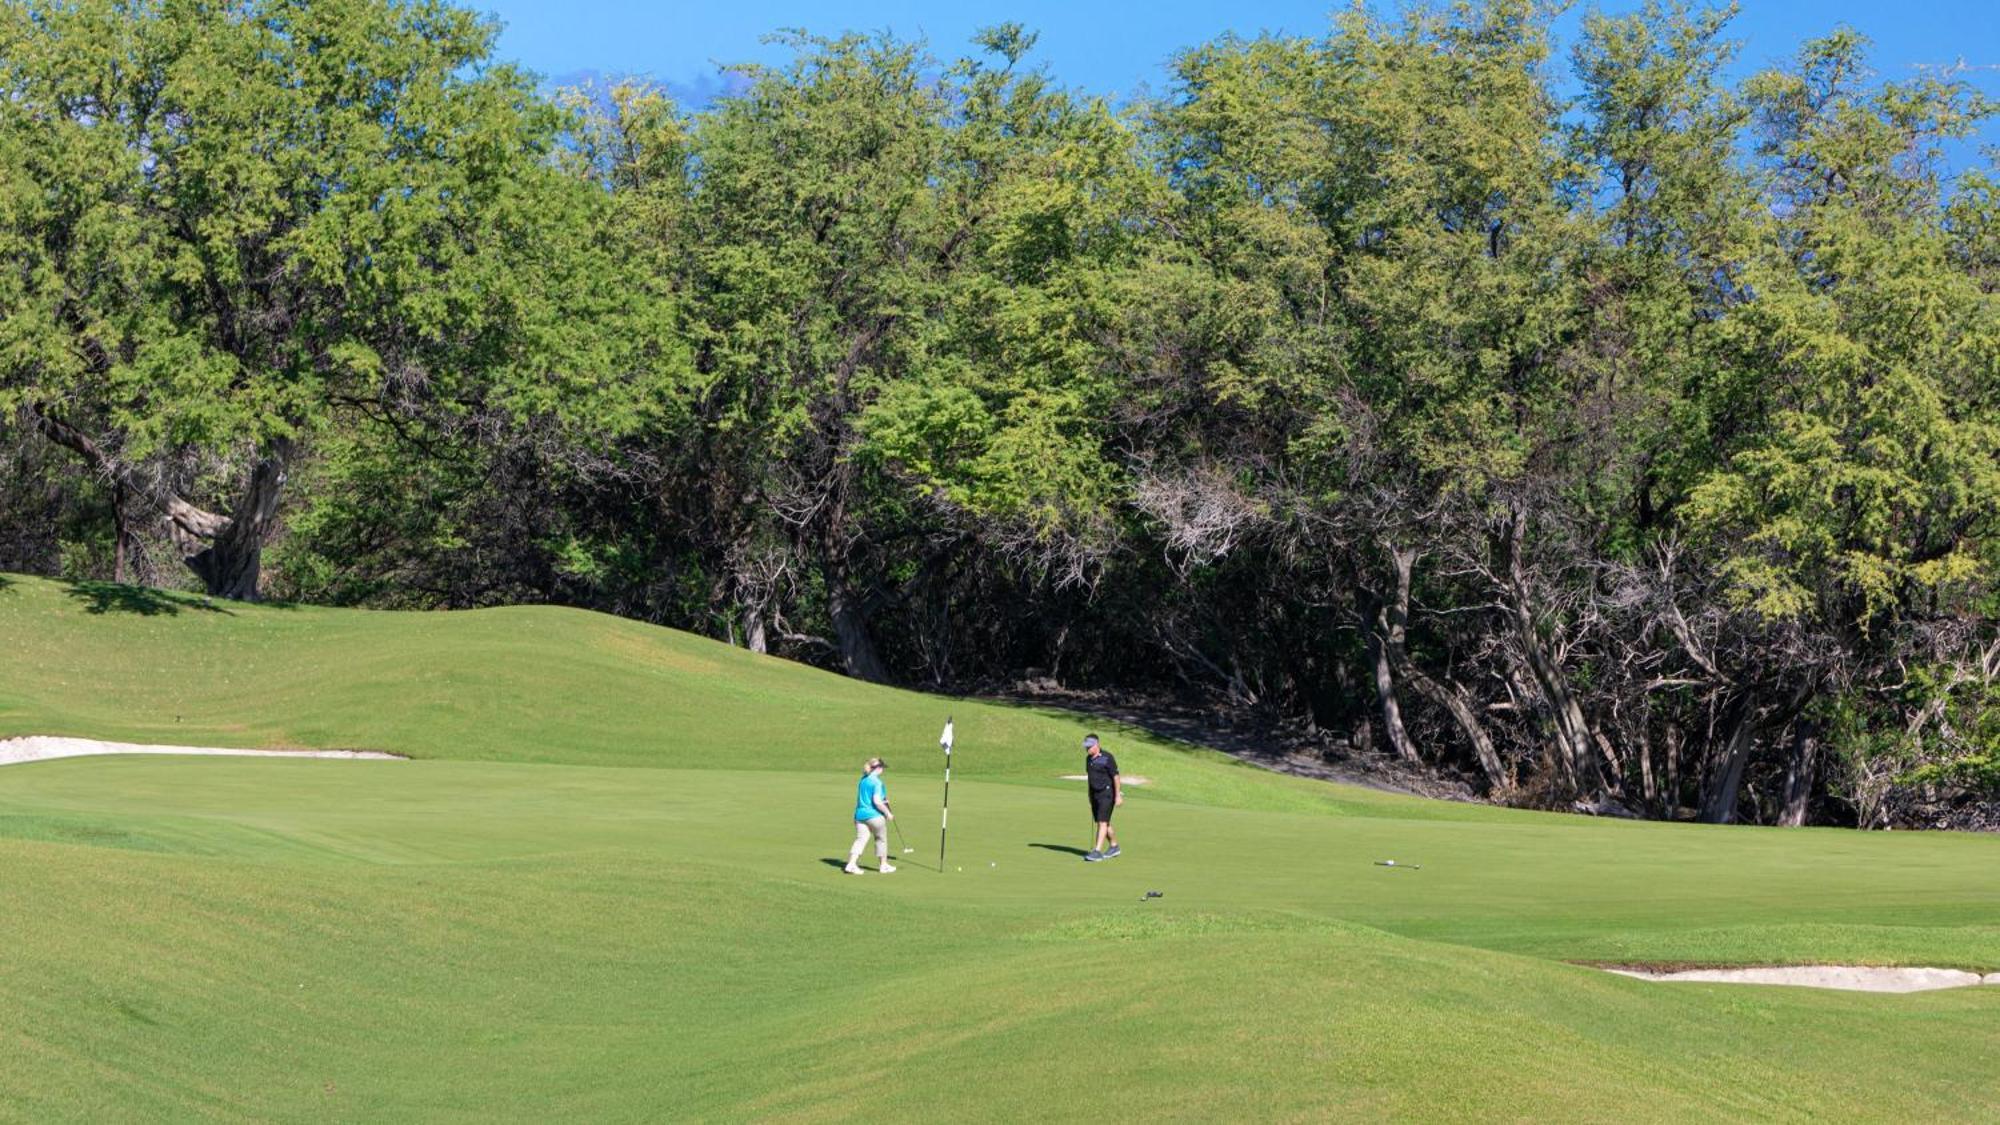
[849,817,888,863]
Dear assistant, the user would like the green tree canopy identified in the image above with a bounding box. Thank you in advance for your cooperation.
[0,0,657,598]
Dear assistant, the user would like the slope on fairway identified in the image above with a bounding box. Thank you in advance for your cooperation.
[0,757,1995,1121]
[0,573,1451,816]
[1,574,1997,1119]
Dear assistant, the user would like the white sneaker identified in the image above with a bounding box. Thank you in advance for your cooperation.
[879,863,897,874]
[844,862,862,874]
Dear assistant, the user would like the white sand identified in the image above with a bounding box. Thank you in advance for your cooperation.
[1605,965,1998,993]
[0,735,402,767]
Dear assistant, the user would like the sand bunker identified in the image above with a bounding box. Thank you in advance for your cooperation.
[0,736,402,767]
[1605,965,2000,993]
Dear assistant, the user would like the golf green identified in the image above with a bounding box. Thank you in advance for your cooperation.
[1,574,1995,1120]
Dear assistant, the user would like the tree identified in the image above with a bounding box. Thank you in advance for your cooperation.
[1683,32,2000,821]
[670,27,1147,679]
[0,0,644,598]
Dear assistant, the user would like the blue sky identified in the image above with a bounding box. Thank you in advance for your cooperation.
[480,1,1998,157]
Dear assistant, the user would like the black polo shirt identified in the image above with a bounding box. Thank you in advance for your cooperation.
[1086,750,1119,793]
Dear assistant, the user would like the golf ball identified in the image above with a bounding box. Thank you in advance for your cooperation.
[957,866,963,872]
[989,862,996,868]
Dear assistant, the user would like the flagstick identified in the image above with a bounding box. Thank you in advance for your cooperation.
[938,716,954,872]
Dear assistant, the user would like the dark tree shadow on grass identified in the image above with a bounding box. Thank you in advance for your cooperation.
[61,580,233,616]
[1029,843,1089,856]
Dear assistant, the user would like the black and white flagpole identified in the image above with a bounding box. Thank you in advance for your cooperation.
[938,716,955,871]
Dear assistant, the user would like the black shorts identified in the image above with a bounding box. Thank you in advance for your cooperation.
[1090,789,1116,822]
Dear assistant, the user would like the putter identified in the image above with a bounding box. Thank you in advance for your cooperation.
[892,818,915,855]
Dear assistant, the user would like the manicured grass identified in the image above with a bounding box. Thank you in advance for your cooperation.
[0,574,1457,817]
[0,574,1995,1120]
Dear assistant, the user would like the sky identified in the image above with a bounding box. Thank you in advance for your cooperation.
[479,1,1999,158]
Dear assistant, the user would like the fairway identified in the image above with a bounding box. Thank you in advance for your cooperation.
[2,575,1997,1121]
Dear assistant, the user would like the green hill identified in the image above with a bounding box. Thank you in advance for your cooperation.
[0,574,1995,1121]
[0,574,1438,815]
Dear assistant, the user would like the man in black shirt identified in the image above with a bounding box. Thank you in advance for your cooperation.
[1083,734,1122,861]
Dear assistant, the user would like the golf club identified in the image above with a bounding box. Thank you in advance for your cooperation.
[892,816,915,854]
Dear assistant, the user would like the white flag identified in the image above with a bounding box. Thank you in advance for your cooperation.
[940,718,954,753]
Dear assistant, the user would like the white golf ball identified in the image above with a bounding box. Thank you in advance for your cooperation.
[989,862,996,868]
[957,866,963,872]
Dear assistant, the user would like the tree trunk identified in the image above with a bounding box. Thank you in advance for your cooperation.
[1496,510,1602,800]
[828,583,890,683]
[1367,619,1420,764]
[29,405,290,600]
[1404,672,1507,790]
[1636,727,1658,813]
[172,442,290,601]
[1701,681,1815,825]
[185,542,256,599]
[1377,544,1505,786]
[1698,708,1756,824]
[1777,720,1819,828]
[1516,611,1599,796]
[112,481,133,584]
[742,606,769,654]
[1592,729,1627,798]
[1664,724,1682,817]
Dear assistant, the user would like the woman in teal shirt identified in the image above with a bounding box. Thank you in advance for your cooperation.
[845,757,896,874]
